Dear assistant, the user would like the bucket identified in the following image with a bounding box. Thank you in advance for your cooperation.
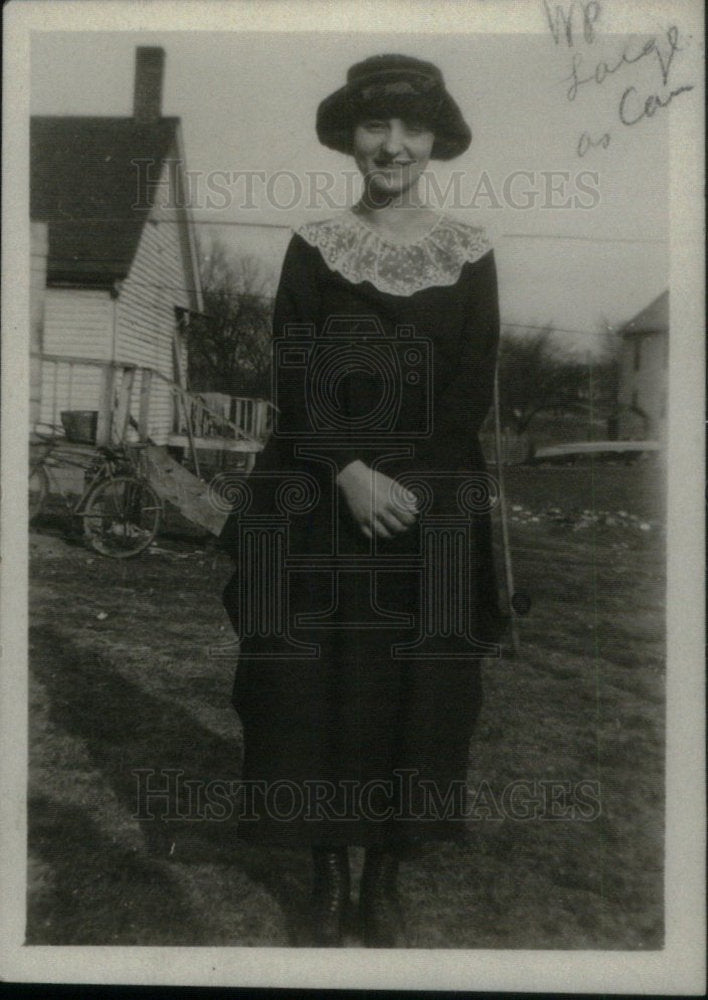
[60,410,98,445]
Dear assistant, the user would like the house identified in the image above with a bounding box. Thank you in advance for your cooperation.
[616,290,668,442]
[30,46,203,446]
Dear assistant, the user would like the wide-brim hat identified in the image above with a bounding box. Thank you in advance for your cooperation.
[316,54,472,161]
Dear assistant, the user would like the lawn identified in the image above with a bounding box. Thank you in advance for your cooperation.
[26,459,665,948]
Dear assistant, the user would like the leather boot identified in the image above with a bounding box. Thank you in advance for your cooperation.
[359,848,407,948]
[310,846,351,946]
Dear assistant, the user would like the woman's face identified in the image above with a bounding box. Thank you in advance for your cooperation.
[353,117,435,199]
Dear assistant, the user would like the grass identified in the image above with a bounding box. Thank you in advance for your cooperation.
[26,461,665,948]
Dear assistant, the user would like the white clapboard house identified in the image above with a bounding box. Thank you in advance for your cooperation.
[30,47,207,447]
[616,290,669,443]
[30,47,269,532]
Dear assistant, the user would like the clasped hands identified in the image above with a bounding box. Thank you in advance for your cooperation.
[336,459,419,540]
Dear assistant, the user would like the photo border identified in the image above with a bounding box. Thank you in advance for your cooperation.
[2,0,704,992]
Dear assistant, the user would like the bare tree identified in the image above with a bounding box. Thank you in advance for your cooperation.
[496,327,588,436]
[495,326,620,439]
[188,238,274,396]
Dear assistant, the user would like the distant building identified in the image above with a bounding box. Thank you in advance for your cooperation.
[616,290,668,442]
[30,46,203,445]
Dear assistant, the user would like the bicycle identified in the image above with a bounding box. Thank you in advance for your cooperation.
[29,436,162,558]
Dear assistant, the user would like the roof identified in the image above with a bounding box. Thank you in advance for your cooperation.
[31,116,180,286]
[619,290,669,337]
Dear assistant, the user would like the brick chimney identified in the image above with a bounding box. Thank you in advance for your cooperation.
[133,47,165,123]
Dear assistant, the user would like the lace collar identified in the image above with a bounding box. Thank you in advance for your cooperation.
[296,210,491,297]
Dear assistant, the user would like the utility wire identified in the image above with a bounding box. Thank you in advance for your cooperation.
[502,321,615,337]
[501,232,667,245]
[40,215,669,244]
[42,274,619,337]
[43,272,633,334]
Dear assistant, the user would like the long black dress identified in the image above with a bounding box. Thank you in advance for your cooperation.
[221,209,504,848]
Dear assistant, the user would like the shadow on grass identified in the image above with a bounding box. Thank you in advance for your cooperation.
[27,795,199,945]
[29,624,312,946]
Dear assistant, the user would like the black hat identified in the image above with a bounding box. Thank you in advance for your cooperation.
[316,54,472,161]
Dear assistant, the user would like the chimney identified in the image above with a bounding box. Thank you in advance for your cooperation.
[133,47,165,123]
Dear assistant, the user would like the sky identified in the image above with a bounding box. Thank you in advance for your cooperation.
[30,25,682,356]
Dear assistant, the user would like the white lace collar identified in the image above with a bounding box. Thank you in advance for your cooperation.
[296,210,491,297]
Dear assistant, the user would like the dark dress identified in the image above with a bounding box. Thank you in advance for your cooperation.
[221,211,504,848]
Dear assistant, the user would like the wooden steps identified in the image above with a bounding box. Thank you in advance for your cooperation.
[144,445,228,536]
[167,433,263,454]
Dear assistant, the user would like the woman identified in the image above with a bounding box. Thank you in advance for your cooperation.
[221,53,504,947]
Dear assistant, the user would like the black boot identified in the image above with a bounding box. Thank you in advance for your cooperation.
[310,846,351,946]
[359,848,407,948]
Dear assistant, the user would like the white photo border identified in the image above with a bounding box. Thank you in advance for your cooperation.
[1,0,704,992]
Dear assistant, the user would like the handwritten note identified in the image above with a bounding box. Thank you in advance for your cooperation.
[542,0,694,155]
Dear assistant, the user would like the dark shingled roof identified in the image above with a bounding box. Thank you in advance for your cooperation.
[620,290,669,336]
[31,116,180,286]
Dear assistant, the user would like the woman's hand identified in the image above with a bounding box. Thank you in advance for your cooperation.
[336,460,419,540]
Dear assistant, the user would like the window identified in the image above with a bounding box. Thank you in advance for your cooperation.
[633,338,641,371]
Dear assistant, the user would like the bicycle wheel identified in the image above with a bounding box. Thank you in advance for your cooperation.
[82,475,162,558]
[29,463,49,523]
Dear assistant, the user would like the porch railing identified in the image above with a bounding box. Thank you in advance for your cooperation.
[34,354,274,476]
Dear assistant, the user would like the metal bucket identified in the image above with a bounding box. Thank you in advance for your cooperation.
[60,410,98,445]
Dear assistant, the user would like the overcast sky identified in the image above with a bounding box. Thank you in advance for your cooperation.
[31,27,682,354]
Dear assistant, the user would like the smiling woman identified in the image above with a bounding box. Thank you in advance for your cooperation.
[220,52,505,949]
[352,117,435,212]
